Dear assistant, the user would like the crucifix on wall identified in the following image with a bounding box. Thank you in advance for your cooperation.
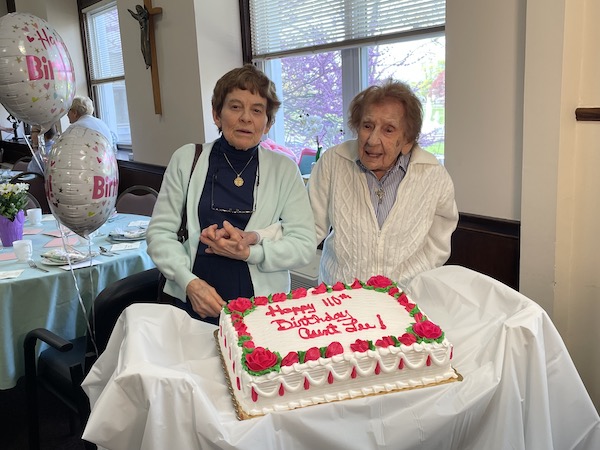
[128,0,163,114]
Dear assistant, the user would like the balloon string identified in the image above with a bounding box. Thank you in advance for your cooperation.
[57,221,99,358]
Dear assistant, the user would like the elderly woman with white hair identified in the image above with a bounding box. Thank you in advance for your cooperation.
[67,95,115,150]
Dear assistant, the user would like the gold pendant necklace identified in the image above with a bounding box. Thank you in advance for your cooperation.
[223,152,254,187]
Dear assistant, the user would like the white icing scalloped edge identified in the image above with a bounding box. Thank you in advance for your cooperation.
[218,284,458,417]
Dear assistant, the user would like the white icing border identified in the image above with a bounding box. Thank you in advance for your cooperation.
[218,284,457,417]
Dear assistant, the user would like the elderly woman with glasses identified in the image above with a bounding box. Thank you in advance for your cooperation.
[147,65,316,324]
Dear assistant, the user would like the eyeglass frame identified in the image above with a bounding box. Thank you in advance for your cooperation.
[210,169,259,214]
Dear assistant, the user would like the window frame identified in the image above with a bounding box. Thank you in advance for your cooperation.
[79,0,131,150]
[239,0,446,159]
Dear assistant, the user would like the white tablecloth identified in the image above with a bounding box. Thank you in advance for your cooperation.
[82,266,600,450]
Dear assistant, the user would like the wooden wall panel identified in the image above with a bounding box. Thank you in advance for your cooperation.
[117,159,165,195]
[446,213,520,290]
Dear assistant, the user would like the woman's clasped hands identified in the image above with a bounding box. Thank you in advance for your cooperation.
[199,220,258,260]
[186,221,258,319]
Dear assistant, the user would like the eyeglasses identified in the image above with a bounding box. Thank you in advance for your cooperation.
[210,170,258,214]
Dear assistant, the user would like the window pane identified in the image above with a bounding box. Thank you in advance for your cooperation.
[366,36,445,161]
[84,1,131,148]
[94,80,131,145]
[270,51,346,158]
[250,0,445,58]
[86,4,124,81]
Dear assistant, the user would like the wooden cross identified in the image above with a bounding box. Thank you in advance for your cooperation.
[144,0,163,114]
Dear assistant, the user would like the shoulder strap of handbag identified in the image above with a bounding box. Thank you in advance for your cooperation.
[177,143,203,242]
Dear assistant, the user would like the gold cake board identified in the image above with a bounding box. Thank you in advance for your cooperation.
[214,330,462,421]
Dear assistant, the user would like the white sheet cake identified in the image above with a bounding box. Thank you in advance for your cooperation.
[217,275,458,419]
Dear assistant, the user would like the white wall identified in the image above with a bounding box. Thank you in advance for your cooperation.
[118,0,241,166]
[549,0,600,409]
[46,0,87,133]
[447,0,600,410]
[445,0,525,221]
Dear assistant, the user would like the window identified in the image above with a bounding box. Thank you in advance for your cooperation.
[244,0,445,162]
[83,1,131,147]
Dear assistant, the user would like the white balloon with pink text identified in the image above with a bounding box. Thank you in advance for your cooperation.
[46,126,118,238]
[0,12,75,129]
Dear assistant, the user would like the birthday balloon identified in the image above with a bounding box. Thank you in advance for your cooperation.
[46,126,118,238]
[0,12,75,129]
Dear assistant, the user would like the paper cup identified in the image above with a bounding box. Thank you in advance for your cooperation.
[27,208,43,226]
[13,239,33,262]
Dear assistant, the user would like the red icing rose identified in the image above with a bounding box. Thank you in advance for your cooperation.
[230,313,243,323]
[413,312,424,322]
[350,339,370,352]
[332,282,345,291]
[398,293,409,306]
[405,302,416,313]
[228,297,253,313]
[375,336,395,348]
[367,275,393,288]
[281,351,299,366]
[291,287,307,299]
[413,320,442,340]
[271,292,287,302]
[254,296,269,306]
[398,333,417,346]
[234,321,249,337]
[245,347,278,372]
[243,340,255,349]
[304,347,321,362]
[388,287,400,296]
[312,283,328,294]
[325,341,343,357]
[350,279,363,289]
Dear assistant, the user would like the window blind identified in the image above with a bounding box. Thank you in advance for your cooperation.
[85,3,124,81]
[250,0,445,58]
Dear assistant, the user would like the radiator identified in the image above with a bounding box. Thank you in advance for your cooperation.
[290,250,321,290]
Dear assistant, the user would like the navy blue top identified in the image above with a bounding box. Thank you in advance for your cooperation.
[189,137,258,324]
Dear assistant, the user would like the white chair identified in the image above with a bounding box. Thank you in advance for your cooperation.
[115,185,159,216]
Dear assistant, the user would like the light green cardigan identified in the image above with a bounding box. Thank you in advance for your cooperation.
[147,141,317,301]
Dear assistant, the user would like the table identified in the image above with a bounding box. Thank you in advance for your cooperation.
[81,266,600,450]
[0,213,155,390]
[0,169,22,182]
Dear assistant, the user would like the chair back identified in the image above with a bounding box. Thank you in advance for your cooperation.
[23,267,160,450]
[115,185,159,216]
[25,192,41,210]
[10,172,50,213]
[13,156,32,172]
[87,267,160,357]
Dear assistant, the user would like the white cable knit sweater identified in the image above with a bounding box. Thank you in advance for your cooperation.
[308,140,458,287]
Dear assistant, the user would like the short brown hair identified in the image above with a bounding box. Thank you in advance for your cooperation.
[212,64,281,129]
[348,80,423,144]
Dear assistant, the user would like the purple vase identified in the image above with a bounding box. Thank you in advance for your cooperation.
[0,209,25,247]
